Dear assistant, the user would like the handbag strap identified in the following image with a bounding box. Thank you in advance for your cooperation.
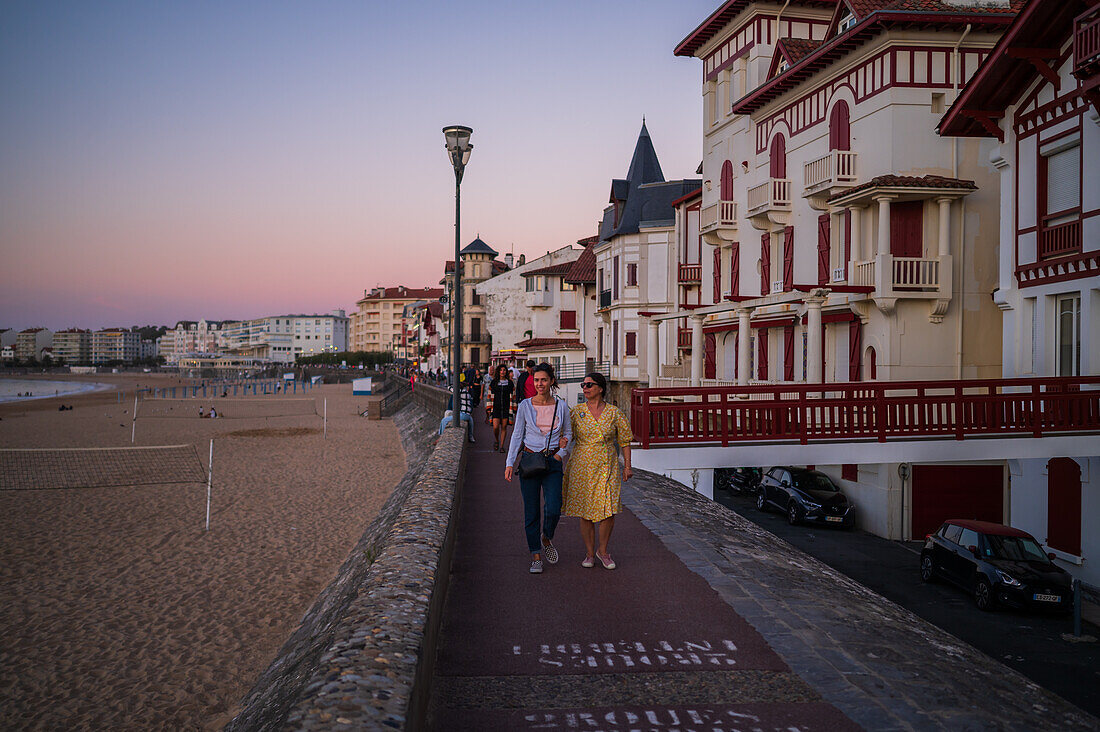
[521,398,559,453]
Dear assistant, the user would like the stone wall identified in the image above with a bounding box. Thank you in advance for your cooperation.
[412,382,449,421]
[225,400,465,731]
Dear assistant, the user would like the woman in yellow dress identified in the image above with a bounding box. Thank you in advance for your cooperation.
[563,372,633,570]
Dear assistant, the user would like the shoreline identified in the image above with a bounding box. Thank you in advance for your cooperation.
[0,377,115,403]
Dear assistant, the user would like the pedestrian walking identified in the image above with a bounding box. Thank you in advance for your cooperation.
[471,367,484,408]
[482,368,494,423]
[562,372,633,570]
[489,364,515,452]
[514,359,537,407]
[505,363,571,574]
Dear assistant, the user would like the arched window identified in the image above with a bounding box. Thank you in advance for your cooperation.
[829,101,851,151]
[720,160,734,201]
[769,135,787,178]
[866,345,877,380]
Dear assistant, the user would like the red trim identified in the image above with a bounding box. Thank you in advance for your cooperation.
[1016,251,1100,287]
[671,188,703,207]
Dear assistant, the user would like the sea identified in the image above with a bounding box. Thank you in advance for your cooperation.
[0,378,112,403]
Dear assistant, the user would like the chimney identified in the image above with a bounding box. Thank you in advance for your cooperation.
[517,254,526,266]
[505,253,514,268]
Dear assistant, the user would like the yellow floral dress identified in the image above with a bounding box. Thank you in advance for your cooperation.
[562,403,634,521]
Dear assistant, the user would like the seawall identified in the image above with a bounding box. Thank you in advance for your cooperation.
[226,383,461,730]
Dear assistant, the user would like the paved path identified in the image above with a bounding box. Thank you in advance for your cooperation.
[427,416,1096,730]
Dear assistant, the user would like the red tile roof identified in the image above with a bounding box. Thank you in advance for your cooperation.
[675,0,836,57]
[358,286,443,302]
[564,240,597,284]
[779,37,821,65]
[514,337,587,351]
[827,174,977,202]
[523,262,574,277]
[847,0,1019,18]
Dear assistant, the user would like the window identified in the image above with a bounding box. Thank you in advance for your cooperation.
[561,279,576,291]
[526,277,536,292]
[958,528,980,552]
[841,464,858,481]
[613,256,620,299]
[560,311,577,330]
[1039,136,1082,258]
[838,11,856,34]
[625,331,637,356]
[941,523,962,544]
[612,320,619,365]
[626,263,638,287]
[1056,293,1081,376]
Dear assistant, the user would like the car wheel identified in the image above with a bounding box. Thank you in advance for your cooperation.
[920,554,936,583]
[973,576,996,611]
[756,491,767,512]
[787,502,801,525]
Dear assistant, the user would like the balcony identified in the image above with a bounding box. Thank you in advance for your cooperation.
[1039,219,1082,259]
[852,254,951,319]
[746,178,792,228]
[1075,6,1100,111]
[599,289,612,309]
[700,199,738,244]
[803,151,857,209]
[678,264,702,284]
[677,327,692,349]
[462,333,490,345]
[526,288,553,308]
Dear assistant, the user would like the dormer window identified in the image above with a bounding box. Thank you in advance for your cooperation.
[837,12,855,34]
[777,59,789,75]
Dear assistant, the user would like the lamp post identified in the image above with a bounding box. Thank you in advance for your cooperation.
[443,125,473,427]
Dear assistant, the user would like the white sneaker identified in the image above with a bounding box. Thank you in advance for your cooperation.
[529,559,543,574]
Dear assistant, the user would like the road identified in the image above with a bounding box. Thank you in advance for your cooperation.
[713,485,1100,719]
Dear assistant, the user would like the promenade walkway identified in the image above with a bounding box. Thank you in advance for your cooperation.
[427,416,1096,731]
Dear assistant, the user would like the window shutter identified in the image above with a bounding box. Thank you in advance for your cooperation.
[757,327,769,381]
[713,248,722,303]
[721,160,734,201]
[760,234,771,296]
[783,326,795,381]
[613,256,620,298]
[612,320,619,365]
[626,331,637,356]
[770,136,787,178]
[848,319,862,382]
[704,334,716,379]
[783,226,794,291]
[818,214,831,285]
[829,101,850,151]
[560,311,576,330]
[890,201,924,258]
[730,242,740,297]
[1046,146,1080,216]
[844,209,852,278]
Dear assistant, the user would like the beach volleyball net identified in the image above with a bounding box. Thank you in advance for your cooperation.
[136,398,319,419]
[0,445,207,491]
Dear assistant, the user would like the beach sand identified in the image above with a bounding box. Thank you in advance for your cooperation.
[0,374,406,730]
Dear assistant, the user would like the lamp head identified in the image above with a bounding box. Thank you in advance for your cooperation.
[443,125,474,169]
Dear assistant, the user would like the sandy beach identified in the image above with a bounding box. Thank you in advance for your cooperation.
[0,373,406,730]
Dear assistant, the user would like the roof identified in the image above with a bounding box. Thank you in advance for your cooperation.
[513,337,587,352]
[523,262,574,277]
[827,174,977,203]
[942,519,1032,538]
[358,286,444,302]
[461,237,498,256]
[564,240,597,284]
[426,302,444,318]
[623,121,664,187]
[939,0,1087,138]
[778,37,822,65]
[732,0,1023,114]
[19,327,47,333]
[675,0,835,57]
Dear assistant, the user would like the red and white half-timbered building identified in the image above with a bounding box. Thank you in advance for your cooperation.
[940,0,1100,584]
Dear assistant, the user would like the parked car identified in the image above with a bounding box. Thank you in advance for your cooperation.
[920,519,1073,613]
[715,467,762,495]
[756,467,854,527]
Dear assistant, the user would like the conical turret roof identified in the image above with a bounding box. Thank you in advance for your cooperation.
[460,237,497,256]
[624,121,664,185]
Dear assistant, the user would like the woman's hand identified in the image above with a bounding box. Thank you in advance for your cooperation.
[623,465,633,481]
[559,435,569,449]
[504,466,513,482]
[554,453,563,462]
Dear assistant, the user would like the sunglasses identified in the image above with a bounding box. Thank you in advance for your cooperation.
[581,382,598,388]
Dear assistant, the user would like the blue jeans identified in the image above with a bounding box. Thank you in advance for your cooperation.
[519,457,563,554]
[438,412,473,435]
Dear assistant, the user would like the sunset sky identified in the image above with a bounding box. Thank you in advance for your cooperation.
[1,1,715,330]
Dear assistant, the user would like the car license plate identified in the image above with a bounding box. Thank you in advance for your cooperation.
[1033,593,1060,602]
[826,516,844,523]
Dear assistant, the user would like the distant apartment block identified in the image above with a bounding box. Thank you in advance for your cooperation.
[351,286,444,353]
[52,329,92,364]
[221,311,348,364]
[159,319,227,364]
[15,328,54,361]
[92,329,140,364]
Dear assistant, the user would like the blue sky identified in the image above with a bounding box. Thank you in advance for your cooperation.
[1,0,717,328]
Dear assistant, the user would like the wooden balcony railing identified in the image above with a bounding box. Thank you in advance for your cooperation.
[630,376,1100,448]
[892,257,939,290]
[678,264,702,283]
[700,199,738,234]
[1039,219,1082,259]
[804,150,858,191]
[677,327,692,349]
[747,179,792,215]
[1075,7,1100,73]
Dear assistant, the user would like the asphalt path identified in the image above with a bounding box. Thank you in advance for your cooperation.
[713,485,1100,718]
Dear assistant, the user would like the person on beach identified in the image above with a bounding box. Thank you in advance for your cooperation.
[505,363,571,574]
[562,372,633,570]
[198,406,204,418]
[489,364,515,452]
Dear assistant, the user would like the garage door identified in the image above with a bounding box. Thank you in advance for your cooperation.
[911,464,1004,538]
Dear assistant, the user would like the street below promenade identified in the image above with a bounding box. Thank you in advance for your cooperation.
[713,486,1100,719]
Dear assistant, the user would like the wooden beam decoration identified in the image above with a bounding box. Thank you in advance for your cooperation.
[961,110,1005,142]
[1005,48,1062,91]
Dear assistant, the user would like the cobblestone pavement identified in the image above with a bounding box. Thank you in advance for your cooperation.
[623,471,1098,731]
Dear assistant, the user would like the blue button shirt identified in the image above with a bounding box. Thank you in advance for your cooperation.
[506,397,572,468]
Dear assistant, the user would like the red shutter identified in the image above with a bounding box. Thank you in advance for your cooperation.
[730,242,740,297]
[829,101,850,151]
[612,320,619,365]
[625,331,637,356]
[848,319,862,382]
[757,328,769,381]
[782,226,794,291]
[844,209,852,278]
[560,310,576,330]
[713,247,722,303]
[720,160,734,200]
[890,201,924,258]
[770,135,787,178]
[760,234,771,295]
[1047,458,1082,555]
[783,325,795,381]
[704,334,716,379]
[817,214,831,285]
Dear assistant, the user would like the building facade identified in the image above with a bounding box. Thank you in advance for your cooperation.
[221,312,349,363]
[350,286,443,353]
[15,328,54,361]
[441,239,509,368]
[52,329,92,364]
[92,329,140,364]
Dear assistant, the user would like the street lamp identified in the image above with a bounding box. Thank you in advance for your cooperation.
[443,125,473,427]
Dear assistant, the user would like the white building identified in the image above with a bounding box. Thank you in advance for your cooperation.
[940,0,1100,584]
[52,329,92,365]
[221,311,349,364]
[478,245,580,353]
[91,329,140,364]
[159,320,228,364]
[15,328,54,362]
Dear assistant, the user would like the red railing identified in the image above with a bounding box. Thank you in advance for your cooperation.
[677,327,692,348]
[1075,7,1100,73]
[1039,219,1082,259]
[630,377,1100,448]
[678,264,702,283]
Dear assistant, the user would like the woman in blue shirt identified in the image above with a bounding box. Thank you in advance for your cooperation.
[505,363,571,574]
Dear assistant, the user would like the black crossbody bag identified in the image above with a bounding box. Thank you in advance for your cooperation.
[516,399,559,480]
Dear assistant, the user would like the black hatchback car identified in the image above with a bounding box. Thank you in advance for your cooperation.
[920,519,1073,613]
[756,467,854,527]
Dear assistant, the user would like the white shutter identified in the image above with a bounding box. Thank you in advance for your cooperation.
[1046,146,1080,216]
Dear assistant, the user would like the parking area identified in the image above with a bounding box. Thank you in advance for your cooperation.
[713,484,1100,718]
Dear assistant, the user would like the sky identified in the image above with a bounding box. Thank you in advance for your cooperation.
[1,0,717,330]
